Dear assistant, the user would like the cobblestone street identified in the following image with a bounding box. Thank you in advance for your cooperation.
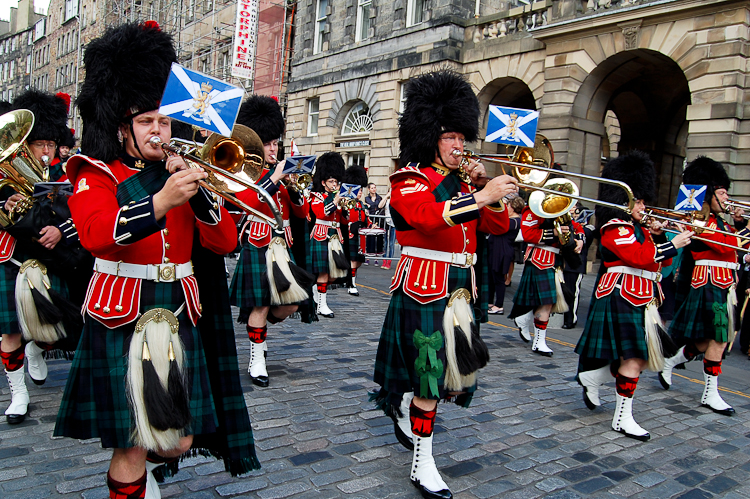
[1,262,750,499]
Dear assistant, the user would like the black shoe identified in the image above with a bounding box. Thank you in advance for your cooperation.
[701,403,735,416]
[411,479,452,499]
[532,348,553,357]
[6,412,27,424]
[562,323,576,329]
[250,375,269,387]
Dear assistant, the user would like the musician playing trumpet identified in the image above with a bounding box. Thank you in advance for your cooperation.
[575,151,693,441]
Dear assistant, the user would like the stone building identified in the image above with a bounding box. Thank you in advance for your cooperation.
[0,0,44,103]
[286,0,749,205]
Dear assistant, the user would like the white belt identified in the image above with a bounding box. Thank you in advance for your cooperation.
[94,258,193,282]
[607,265,661,283]
[247,215,289,228]
[401,246,477,267]
[695,259,740,270]
[316,220,339,228]
[532,244,560,255]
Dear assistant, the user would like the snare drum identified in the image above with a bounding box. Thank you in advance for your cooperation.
[359,227,385,256]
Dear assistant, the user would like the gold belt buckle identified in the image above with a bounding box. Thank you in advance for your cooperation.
[465,253,473,266]
[159,263,176,281]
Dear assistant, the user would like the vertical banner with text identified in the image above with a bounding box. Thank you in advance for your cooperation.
[231,0,259,80]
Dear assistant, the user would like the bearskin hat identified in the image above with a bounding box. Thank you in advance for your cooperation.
[312,152,345,193]
[596,150,656,229]
[11,89,70,145]
[236,95,285,144]
[682,156,730,200]
[60,128,76,149]
[398,69,479,167]
[76,21,177,162]
[170,120,200,142]
[0,101,12,115]
[343,165,368,188]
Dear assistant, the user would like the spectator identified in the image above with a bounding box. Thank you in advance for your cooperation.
[487,195,524,314]
[364,183,384,265]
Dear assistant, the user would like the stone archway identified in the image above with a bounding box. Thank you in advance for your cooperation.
[571,49,691,207]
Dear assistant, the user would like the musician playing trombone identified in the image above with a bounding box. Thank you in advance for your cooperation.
[508,166,585,357]
[372,69,518,499]
[575,151,694,441]
[53,23,258,499]
[658,156,749,416]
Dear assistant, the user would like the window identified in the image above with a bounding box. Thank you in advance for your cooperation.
[26,54,31,74]
[82,6,87,24]
[355,0,372,42]
[92,1,97,22]
[307,98,319,136]
[7,89,12,102]
[399,82,407,113]
[348,153,366,168]
[406,0,424,27]
[314,0,328,54]
[9,60,14,79]
[342,102,373,135]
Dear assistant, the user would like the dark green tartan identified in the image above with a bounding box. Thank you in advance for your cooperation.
[432,172,461,203]
[373,266,478,401]
[0,261,20,335]
[348,221,365,263]
[190,241,260,475]
[54,280,218,449]
[512,262,557,307]
[307,231,333,274]
[229,243,270,311]
[669,280,729,343]
[575,288,649,361]
[115,162,170,206]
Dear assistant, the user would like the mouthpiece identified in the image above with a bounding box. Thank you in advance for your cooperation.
[451,149,463,157]
[149,136,163,146]
[41,155,50,166]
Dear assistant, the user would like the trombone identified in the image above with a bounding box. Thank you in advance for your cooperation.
[150,132,283,231]
[724,199,750,220]
[453,134,636,214]
[640,205,750,252]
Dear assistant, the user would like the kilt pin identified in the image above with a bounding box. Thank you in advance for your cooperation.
[575,219,678,440]
[510,208,583,356]
[660,213,745,415]
[373,162,509,498]
[54,154,259,474]
[228,168,308,386]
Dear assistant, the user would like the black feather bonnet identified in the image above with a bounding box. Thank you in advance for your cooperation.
[313,152,345,193]
[682,156,730,202]
[236,95,285,144]
[343,165,368,188]
[76,21,177,163]
[11,89,69,144]
[398,69,479,168]
[596,150,656,228]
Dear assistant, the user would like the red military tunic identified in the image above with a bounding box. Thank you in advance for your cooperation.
[309,191,349,242]
[520,208,584,270]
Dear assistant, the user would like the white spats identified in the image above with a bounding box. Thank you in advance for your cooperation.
[515,311,532,342]
[701,373,735,416]
[531,327,553,357]
[611,393,650,441]
[658,345,689,390]
[410,433,452,499]
[316,291,334,318]
[248,341,269,387]
[578,365,612,409]
[4,367,29,424]
[25,341,48,385]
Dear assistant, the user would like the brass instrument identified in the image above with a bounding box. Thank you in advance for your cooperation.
[0,109,48,227]
[339,197,359,210]
[150,126,283,231]
[528,178,579,244]
[725,198,750,219]
[284,171,314,193]
[454,134,636,214]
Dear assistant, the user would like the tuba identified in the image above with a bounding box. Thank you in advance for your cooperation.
[0,110,48,227]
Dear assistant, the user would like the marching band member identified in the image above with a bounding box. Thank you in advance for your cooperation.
[372,70,517,499]
[1,89,80,425]
[343,165,369,296]
[575,151,693,441]
[509,170,584,357]
[53,22,258,499]
[228,95,310,387]
[658,157,746,415]
[308,152,349,318]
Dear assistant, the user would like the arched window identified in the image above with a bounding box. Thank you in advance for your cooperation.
[341,102,373,135]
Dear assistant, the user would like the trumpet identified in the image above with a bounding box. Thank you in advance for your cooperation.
[339,196,359,210]
[150,135,283,231]
[284,172,313,193]
[453,134,636,214]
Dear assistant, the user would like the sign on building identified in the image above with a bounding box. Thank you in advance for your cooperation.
[231,0,260,79]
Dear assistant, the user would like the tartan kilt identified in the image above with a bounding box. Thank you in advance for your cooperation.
[512,262,557,308]
[373,265,478,402]
[229,243,270,309]
[575,291,649,361]
[307,233,331,274]
[669,282,729,343]
[54,279,218,449]
[348,223,365,263]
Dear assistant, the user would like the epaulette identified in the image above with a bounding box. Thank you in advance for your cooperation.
[65,154,118,185]
[601,218,632,231]
[310,191,327,202]
[389,163,430,184]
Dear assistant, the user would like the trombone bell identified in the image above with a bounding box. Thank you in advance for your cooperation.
[529,179,579,219]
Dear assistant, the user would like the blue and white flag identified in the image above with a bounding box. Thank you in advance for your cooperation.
[158,63,245,137]
[485,105,539,147]
[339,183,361,199]
[674,184,707,211]
[283,155,316,175]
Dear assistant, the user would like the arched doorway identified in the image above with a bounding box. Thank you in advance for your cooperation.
[572,49,691,208]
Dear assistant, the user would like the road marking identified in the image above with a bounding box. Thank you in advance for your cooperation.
[363,281,750,400]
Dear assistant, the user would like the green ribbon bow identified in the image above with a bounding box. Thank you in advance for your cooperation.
[413,329,444,398]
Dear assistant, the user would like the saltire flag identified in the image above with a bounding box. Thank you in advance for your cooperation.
[283,155,316,175]
[674,184,707,211]
[290,138,301,156]
[339,183,361,199]
[485,105,539,147]
[158,63,244,138]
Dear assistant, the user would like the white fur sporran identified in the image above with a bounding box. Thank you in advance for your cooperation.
[442,289,477,392]
[644,301,666,372]
[551,267,569,314]
[327,234,348,279]
[266,236,309,305]
[15,259,66,343]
